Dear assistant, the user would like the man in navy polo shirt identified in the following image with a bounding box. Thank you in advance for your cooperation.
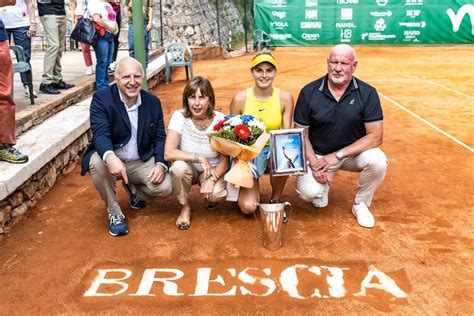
[294,44,387,228]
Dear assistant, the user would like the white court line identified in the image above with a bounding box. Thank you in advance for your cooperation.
[379,92,474,153]
[425,80,473,99]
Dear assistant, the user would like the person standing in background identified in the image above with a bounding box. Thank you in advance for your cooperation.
[107,0,121,73]
[0,0,38,98]
[37,0,75,94]
[0,14,28,164]
[88,0,118,90]
[125,0,152,66]
[69,0,94,76]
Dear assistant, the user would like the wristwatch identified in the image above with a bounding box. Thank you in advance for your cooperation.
[335,150,345,161]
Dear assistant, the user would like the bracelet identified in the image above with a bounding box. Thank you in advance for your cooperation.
[193,154,199,163]
[30,21,36,24]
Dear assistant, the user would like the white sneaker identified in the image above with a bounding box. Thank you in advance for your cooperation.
[85,66,94,75]
[312,193,328,208]
[24,86,38,98]
[109,61,116,71]
[352,202,375,228]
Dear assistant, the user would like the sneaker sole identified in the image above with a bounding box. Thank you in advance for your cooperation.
[0,157,29,164]
[109,229,128,237]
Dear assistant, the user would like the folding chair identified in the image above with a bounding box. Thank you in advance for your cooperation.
[165,42,193,84]
[10,45,35,105]
[254,29,273,51]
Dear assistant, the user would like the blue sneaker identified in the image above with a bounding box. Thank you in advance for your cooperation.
[122,182,146,209]
[108,213,128,236]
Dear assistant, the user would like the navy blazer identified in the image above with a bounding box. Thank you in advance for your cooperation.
[81,84,167,176]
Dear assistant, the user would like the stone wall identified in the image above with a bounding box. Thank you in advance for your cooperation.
[0,133,91,234]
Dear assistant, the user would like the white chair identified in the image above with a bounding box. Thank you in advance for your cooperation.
[165,42,193,84]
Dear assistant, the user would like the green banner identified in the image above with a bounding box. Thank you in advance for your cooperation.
[254,0,474,45]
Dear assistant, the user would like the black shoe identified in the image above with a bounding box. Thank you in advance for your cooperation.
[122,182,146,209]
[39,83,60,95]
[52,80,75,90]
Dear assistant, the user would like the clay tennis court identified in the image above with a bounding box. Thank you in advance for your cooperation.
[1,46,473,314]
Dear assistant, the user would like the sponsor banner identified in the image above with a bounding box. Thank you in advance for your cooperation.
[254,0,473,45]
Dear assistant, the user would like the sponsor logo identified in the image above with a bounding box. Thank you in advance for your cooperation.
[302,33,320,40]
[361,32,396,41]
[376,0,388,6]
[272,11,287,19]
[270,33,292,40]
[446,4,474,35]
[341,8,353,20]
[305,0,318,7]
[337,0,358,4]
[370,11,392,17]
[305,9,318,20]
[271,0,287,8]
[405,0,423,6]
[340,29,352,42]
[270,21,289,29]
[374,18,387,31]
[406,9,421,18]
[399,21,426,28]
[336,22,356,28]
[301,21,323,29]
[403,30,420,36]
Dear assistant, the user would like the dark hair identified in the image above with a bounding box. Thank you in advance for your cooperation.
[182,76,216,119]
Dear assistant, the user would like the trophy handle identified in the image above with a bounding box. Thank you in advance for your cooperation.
[283,201,292,224]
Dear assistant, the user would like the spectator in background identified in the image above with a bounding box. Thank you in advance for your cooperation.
[107,0,121,73]
[125,0,152,66]
[38,0,75,94]
[0,16,28,164]
[0,0,38,98]
[69,0,94,76]
[88,0,118,90]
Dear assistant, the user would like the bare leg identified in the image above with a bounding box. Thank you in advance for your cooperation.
[237,179,259,214]
[176,203,191,230]
[270,175,288,201]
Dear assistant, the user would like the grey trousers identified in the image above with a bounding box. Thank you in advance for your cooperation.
[296,148,388,207]
[39,15,66,84]
[169,160,227,206]
[89,152,173,215]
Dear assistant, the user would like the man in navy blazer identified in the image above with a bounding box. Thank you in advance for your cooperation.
[81,57,172,236]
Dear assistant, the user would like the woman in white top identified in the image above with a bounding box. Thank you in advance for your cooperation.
[0,0,37,98]
[165,76,228,230]
[88,0,118,90]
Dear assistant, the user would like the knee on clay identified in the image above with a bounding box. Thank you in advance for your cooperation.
[169,161,192,179]
[239,199,258,215]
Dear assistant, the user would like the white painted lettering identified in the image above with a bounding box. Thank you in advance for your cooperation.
[279,264,322,299]
[193,268,237,296]
[132,269,184,296]
[84,269,132,297]
[321,266,349,298]
[238,268,277,296]
[354,265,407,298]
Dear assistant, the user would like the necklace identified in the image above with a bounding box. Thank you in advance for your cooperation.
[191,117,212,131]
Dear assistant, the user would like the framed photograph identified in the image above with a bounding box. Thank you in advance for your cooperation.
[270,128,307,176]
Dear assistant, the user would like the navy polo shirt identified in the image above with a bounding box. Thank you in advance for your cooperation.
[294,75,383,155]
[38,0,66,16]
[0,20,7,41]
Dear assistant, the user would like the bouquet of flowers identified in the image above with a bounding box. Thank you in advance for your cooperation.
[210,115,269,189]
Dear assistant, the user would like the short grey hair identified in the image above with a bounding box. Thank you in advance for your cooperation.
[114,57,145,79]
